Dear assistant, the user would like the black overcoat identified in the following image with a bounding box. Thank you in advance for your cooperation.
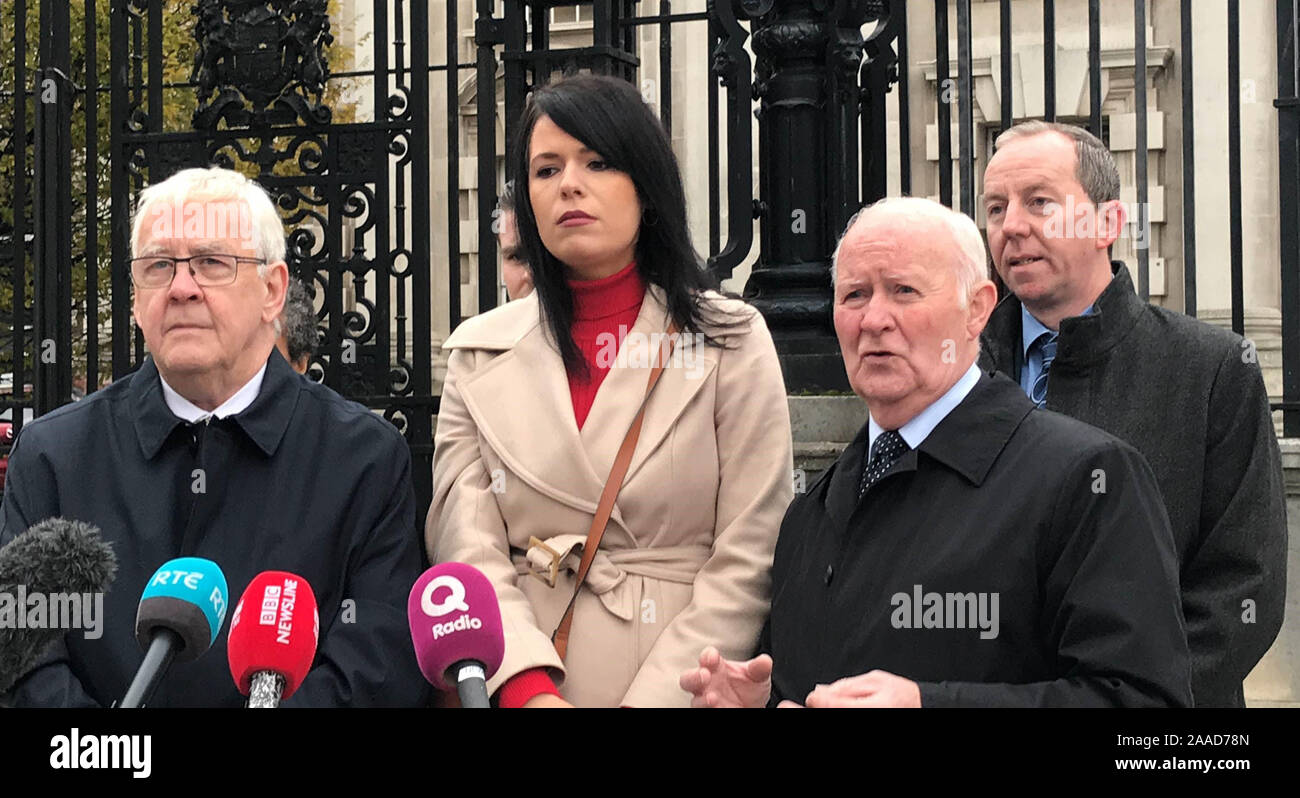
[762,372,1192,707]
[1,351,430,707]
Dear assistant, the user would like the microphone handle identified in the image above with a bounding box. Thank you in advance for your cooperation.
[119,628,182,709]
[247,671,287,708]
[453,660,490,709]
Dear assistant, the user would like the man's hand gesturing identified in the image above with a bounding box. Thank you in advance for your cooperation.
[680,646,773,708]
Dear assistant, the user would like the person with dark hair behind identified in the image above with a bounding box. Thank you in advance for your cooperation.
[426,73,793,707]
[276,276,317,374]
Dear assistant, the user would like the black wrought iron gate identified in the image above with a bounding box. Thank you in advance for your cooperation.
[4,1,1300,522]
[465,0,899,392]
[3,0,436,515]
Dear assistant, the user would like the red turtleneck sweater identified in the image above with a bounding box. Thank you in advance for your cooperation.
[565,261,646,429]
[496,261,645,708]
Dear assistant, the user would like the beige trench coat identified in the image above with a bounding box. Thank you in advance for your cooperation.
[425,284,793,707]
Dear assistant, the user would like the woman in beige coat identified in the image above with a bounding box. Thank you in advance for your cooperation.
[426,75,793,707]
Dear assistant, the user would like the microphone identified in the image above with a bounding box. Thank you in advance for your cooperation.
[0,518,118,694]
[119,557,228,708]
[407,563,505,709]
[227,571,319,708]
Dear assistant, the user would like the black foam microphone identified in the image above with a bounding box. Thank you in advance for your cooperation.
[0,518,118,694]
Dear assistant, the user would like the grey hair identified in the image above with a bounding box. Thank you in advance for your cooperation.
[830,197,989,307]
[994,120,1120,205]
[131,166,287,273]
[280,276,318,362]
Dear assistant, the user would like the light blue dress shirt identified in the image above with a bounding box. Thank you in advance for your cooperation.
[1018,304,1094,398]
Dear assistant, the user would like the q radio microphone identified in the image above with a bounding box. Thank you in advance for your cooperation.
[0,518,118,694]
[119,557,228,709]
[227,571,319,708]
[408,563,504,709]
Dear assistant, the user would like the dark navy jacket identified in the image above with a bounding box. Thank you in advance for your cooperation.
[0,350,430,707]
[761,372,1192,707]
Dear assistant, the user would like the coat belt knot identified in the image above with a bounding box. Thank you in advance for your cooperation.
[515,534,710,621]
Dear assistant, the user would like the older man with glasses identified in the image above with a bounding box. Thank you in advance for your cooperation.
[0,167,429,707]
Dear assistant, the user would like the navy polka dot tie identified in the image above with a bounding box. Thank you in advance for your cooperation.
[859,430,909,499]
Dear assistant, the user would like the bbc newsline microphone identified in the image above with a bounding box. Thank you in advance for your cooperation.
[227,571,319,708]
[119,557,228,709]
[0,518,118,694]
[408,563,505,709]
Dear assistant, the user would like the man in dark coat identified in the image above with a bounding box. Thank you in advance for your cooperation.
[681,197,1191,708]
[0,167,430,707]
[978,121,1286,707]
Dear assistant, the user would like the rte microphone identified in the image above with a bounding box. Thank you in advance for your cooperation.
[119,557,228,708]
[227,571,319,708]
[408,563,505,708]
[0,518,118,694]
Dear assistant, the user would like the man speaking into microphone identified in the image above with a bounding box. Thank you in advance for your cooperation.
[0,167,429,707]
[682,199,1191,708]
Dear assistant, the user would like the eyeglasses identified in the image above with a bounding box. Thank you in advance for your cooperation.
[129,254,265,288]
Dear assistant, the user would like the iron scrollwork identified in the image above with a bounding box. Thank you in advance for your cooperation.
[192,0,334,130]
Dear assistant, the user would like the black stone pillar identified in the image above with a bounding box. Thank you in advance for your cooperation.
[741,0,889,392]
